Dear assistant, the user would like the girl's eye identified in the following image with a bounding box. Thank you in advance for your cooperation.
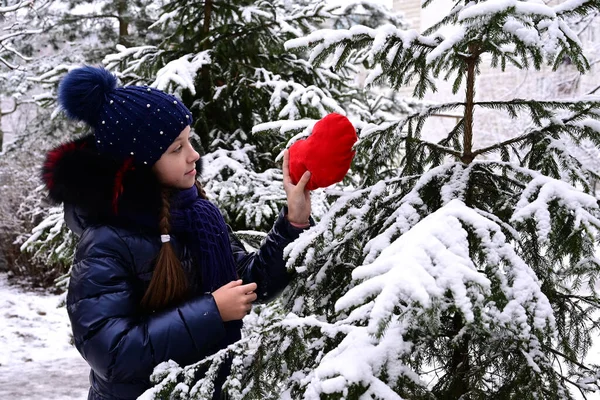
[174,145,182,153]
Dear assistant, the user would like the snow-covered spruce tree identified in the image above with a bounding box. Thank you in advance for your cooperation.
[103,0,408,231]
[53,0,167,55]
[145,0,600,399]
[0,0,47,150]
[18,0,412,288]
[0,0,74,284]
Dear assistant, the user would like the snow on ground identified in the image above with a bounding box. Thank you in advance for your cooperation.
[0,273,89,399]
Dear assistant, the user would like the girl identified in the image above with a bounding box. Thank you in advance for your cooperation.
[42,66,313,400]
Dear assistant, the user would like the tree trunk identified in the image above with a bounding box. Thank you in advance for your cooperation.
[203,0,212,51]
[197,0,214,151]
[462,44,479,165]
[447,311,470,398]
[116,0,129,46]
[200,0,213,98]
[0,98,6,151]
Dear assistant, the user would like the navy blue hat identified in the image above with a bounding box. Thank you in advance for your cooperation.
[58,66,193,166]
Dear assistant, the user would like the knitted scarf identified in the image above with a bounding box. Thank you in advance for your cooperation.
[169,186,238,292]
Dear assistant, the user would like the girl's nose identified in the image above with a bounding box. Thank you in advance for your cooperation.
[189,149,200,163]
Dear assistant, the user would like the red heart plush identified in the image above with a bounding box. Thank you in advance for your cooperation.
[289,113,357,190]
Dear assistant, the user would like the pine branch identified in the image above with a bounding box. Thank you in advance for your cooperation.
[406,137,462,159]
[473,131,539,158]
[542,345,597,373]
[0,29,44,44]
[62,14,123,22]
[472,103,600,158]
[1,98,34,116]
[0,0,33,14]
[0,55,19,70]
[556,293,600,309]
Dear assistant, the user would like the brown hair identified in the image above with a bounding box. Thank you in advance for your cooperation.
[140,182,208,311]
[140,188,188,311]
[195,181,208,199]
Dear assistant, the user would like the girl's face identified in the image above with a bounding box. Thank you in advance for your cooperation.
[153,126,200,189]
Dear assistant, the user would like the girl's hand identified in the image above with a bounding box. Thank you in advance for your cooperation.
[212,280,258,321]
[283,150,311,226]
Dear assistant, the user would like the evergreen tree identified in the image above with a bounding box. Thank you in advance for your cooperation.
[103,0,408,231]
[145,0,600,399]
[0,0,50,150]
[54,0,167,54]
[19,2,414,283]
[0,0,73,285]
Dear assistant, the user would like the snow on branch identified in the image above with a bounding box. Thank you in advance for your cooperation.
[339,200,489,325]
[284,164,474,280]
[299,318,412,399]
[19,204,76,276]
[546,136,598,185]
[0,27,42,69]
[285,24,434,68]
[458,0,556,21]
[452,0,592,69]
[293,199,556,397]
[363,163,465,263]
[455,0,582,51]
[341,198,554,332]
[553,0,598,15]
[0,0,33,14]
[511,169,600,242]
[103,45,162,79]
[284,179,392,272]
[29,64,76,84]
[201,145,288,228]
[252,68,345,119]
[148,9,179,30]
[152,52,211,96]
[0,29,44,45]
[285,0,596,96]
[252,119,316,138]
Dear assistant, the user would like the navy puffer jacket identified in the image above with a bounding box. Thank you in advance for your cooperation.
[67,206,303,400]
[41,135,311,400]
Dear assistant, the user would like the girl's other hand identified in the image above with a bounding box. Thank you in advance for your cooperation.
[212,280,258,321]
[283,150,311,226]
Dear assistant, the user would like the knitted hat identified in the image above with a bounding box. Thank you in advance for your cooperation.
[58,66,193,166]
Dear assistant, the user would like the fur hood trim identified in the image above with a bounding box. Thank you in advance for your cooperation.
[42,134,164,217]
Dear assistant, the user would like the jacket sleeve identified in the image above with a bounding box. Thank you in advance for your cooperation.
[229,207,313,303]
[66,225,226,384]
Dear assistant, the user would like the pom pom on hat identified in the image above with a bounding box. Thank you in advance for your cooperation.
[57,66,194,166]
[288,113,357,190]
[58,66,117,126]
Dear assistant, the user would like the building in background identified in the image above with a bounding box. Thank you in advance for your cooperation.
[392,0,600,157]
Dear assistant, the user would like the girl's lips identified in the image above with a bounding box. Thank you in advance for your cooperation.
[185,169,196,176]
